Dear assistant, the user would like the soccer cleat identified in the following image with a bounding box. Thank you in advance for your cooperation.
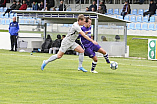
[90,70,98,73]
[41,60,46,71]
[106,58,110,64]
[78,67,87,72]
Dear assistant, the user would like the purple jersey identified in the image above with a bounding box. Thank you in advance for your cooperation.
[79,26,93,48]
[79,26,101,58]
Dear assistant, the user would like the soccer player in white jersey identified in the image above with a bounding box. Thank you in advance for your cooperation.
[78,17,110,73]
[41,14,98,72]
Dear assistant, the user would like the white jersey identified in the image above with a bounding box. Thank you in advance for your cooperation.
[65,22,82,42]
[59,22,82,53]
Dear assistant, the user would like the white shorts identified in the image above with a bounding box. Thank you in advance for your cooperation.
[59,38,79,53]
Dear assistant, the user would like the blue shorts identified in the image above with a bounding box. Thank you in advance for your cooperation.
[84,44,101,58]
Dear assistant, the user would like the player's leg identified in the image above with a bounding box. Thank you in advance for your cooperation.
[91,56,98,73]
[10,35,14,51]
[74,45,84,53]
[41,39,68,71]
[41,51,64,71]
[74,45,87,72]
[46,51,64,64]
[13,35,17,51]
[97,48,110,63]
[78,53,84,68]
[84,47,98,73]
[14,35,18,51]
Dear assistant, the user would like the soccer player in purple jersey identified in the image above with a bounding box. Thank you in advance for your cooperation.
[78,17,110,73]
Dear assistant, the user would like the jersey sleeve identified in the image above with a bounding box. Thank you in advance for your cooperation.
[78,27,84,37]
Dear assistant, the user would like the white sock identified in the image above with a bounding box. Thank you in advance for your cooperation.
[104,53,107,57]
[45,54,58,64]
[78,53,84,68]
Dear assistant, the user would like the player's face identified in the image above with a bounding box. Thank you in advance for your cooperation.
[87,19,91,28]
[79,19,86,26]
[13,17,16,22]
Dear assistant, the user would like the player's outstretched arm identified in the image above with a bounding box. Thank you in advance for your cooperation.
[79,31,98,45]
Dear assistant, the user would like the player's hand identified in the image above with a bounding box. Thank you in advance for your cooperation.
[85,32,88,34]
[92,41,98,45]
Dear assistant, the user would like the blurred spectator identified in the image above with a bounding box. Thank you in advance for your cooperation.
[19,0,27,10]
[45,2,49,11]
[3,1,16,16]
[143,0,156,21]
[89,1,97,12]
[135,0,145,4]
[109,0,112,4]
[9,17,19,52]
[62,35,66,39]
[41,35,53,53]
[15,1,21,10]
[26,0,32,7]
[97,6,104,14]
[59,0,66,11]
[99,1,106,13]
[61,35,66,44]
[32,1,38,10]
[38,1,44,10]
[101,36,107,41]
[47,0,55,9]
[85,7,89,11]
[115,35,120,42]
[0,0,6,7]
[91,7,95,12]
[52,7,56,11]
[76,0,84,4]
[52,34,62,48]
[121,1,130,19]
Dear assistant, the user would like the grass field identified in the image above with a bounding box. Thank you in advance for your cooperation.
[0,49,157,104]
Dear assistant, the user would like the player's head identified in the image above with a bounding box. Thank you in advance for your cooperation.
[13,17,16,22]
[77,14,85,26]
[150,0,153,4]
[84,17,92,28]
[124,1,128,4]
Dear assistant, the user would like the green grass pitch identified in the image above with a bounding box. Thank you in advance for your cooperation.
[0,49,157,104]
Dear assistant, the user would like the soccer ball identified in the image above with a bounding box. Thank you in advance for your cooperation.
[110,61,118,70]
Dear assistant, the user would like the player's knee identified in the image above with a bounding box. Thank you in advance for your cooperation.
[57,55,62,59]
[102,51,106,55]
[94,58,98,62]
[80,50,84,53]
[92,56,98,62]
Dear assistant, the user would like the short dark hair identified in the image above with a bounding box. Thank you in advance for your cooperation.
[85,17,91,23]
[62,35,66,37]
[57,34,61,39]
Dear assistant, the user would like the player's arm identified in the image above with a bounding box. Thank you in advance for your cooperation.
[85,31,88,35]
[79,31,98,45]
